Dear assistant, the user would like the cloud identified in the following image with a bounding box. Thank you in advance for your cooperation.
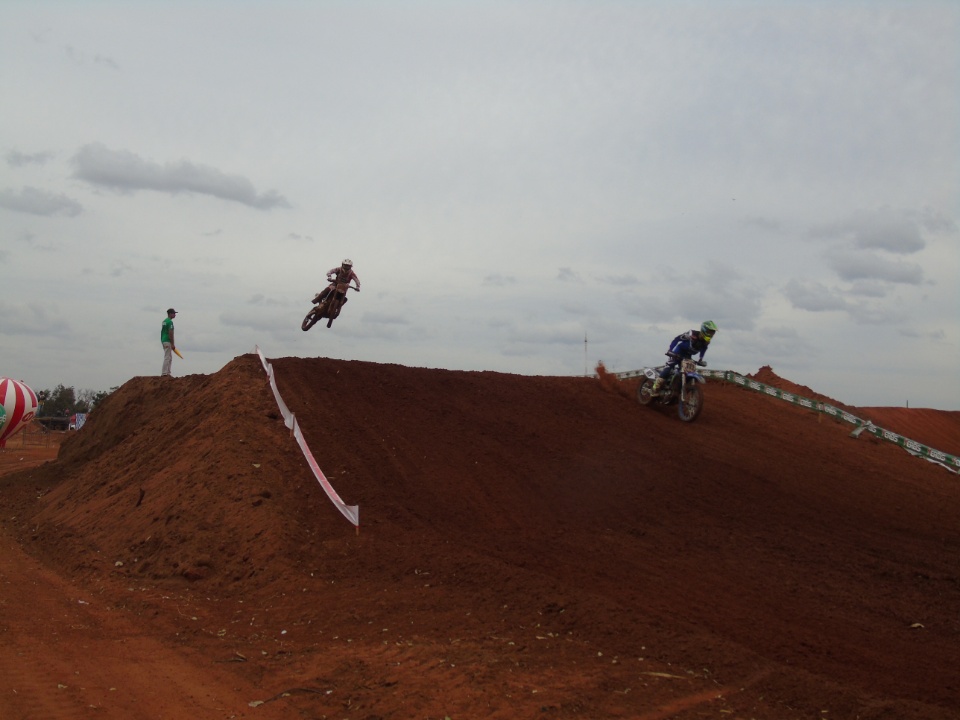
[898,327,946,341]
[827,250,924,284]
[247,294,288,307]
[64,45,120,70]
[916,208,958,235]
[783,279,848,312]
[109,260,135,277]
[847,300,901,325]
[219,310,288,333]
[0,186,83,216]
[361,312,410,326]
[853,218,925,254]
[557,267,581,282]
[71,143,291,210]
[0,301,71,336]
[740,216,783,232]
[737,326,816,361]
[5,150,54,167]
[501,320,585,355]
[482,273,516,286]
[847,279,890,298]
[665,261,764,331]
[810,208,926,254]
[15,230,56,252]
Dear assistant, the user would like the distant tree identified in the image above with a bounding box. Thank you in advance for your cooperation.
[37,385,116,417]
[38,384,76,417]
[92,388,117,409]
[78,387,117,411]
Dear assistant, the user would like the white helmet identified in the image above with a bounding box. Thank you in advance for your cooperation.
[342,258,353,269]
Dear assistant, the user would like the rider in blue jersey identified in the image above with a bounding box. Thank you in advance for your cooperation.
[651,320,718,394]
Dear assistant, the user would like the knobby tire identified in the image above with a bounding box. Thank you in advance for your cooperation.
[636,378,656,406]
[678,384,703,422]
[302,307,321,332]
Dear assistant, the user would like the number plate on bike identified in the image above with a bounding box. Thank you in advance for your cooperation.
[681,359,696,373]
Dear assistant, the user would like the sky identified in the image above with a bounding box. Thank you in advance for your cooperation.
[2,0,958,410]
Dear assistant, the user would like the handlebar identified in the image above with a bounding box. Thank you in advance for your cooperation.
[665,352,706,367]
[327,278,360,291]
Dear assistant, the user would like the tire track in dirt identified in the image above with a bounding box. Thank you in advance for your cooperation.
[0,536,109,719]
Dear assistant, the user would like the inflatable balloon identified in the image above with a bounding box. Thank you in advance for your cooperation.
[0,377,39,447]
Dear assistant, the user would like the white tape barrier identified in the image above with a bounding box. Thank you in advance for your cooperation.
[615,367,959,475]
[255,346,359,526]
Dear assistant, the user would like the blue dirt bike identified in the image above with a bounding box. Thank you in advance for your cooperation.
[636,353,706,423]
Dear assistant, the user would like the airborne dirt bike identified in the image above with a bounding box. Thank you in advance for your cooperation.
[636,352,707,422]
[301,276,359,331]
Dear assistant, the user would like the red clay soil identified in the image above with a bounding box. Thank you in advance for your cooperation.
[748,365,960,456]
[1,354,959,720]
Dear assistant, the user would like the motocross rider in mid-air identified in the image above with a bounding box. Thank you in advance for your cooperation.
[313,258,361,308]
[651,320,718,395]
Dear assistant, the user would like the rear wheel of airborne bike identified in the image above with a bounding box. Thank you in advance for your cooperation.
[301,307,321,331]
[677,383,703,422]
[636,378,656,406]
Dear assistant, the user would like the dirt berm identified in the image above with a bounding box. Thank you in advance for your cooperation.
[1,353,958,719]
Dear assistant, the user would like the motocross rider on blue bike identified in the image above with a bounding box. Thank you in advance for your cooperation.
[651,321,718,395]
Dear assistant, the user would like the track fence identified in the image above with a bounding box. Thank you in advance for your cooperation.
[615,367,959,474]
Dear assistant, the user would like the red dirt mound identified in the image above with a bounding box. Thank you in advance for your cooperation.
[748,364,848,408]
[1,354,959,719]
[849,406,960,458]
[748,365,960,456]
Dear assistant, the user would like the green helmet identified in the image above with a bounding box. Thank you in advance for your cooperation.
[701,320,718,339]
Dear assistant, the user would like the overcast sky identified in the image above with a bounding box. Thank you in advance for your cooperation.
[2,1,958,410]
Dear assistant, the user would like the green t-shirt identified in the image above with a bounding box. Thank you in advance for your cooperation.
[161,317,174,343]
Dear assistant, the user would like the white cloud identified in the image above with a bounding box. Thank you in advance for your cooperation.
[65,45,120,70]
[809,208,928,254]
[5,150,54,167]
[783,279,848,312]
[0,186,82,216]
[483,273,516,286]
[0,301,71,337]
[71,144,291,210]
[827,250,925,284]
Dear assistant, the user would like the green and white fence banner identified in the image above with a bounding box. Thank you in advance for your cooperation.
[615,368,960,475]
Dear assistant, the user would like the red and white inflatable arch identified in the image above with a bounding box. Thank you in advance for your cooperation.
[0,377,39,447]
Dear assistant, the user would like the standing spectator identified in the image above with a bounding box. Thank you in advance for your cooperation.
[160,308,178,377]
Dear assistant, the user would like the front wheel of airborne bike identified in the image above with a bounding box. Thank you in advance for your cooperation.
[636,378,656,406]
[677,383,703,422]
[301,307,321,331]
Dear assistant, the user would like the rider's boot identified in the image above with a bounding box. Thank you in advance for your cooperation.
[651,377,663,395]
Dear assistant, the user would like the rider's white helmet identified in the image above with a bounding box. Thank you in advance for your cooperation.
[342,258,353,269]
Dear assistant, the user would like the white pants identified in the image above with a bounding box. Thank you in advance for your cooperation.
[161,342,173,376]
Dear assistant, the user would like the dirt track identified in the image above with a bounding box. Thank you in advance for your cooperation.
[1,354,959,719]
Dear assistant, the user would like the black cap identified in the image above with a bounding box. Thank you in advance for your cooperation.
[167,308,177,315]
